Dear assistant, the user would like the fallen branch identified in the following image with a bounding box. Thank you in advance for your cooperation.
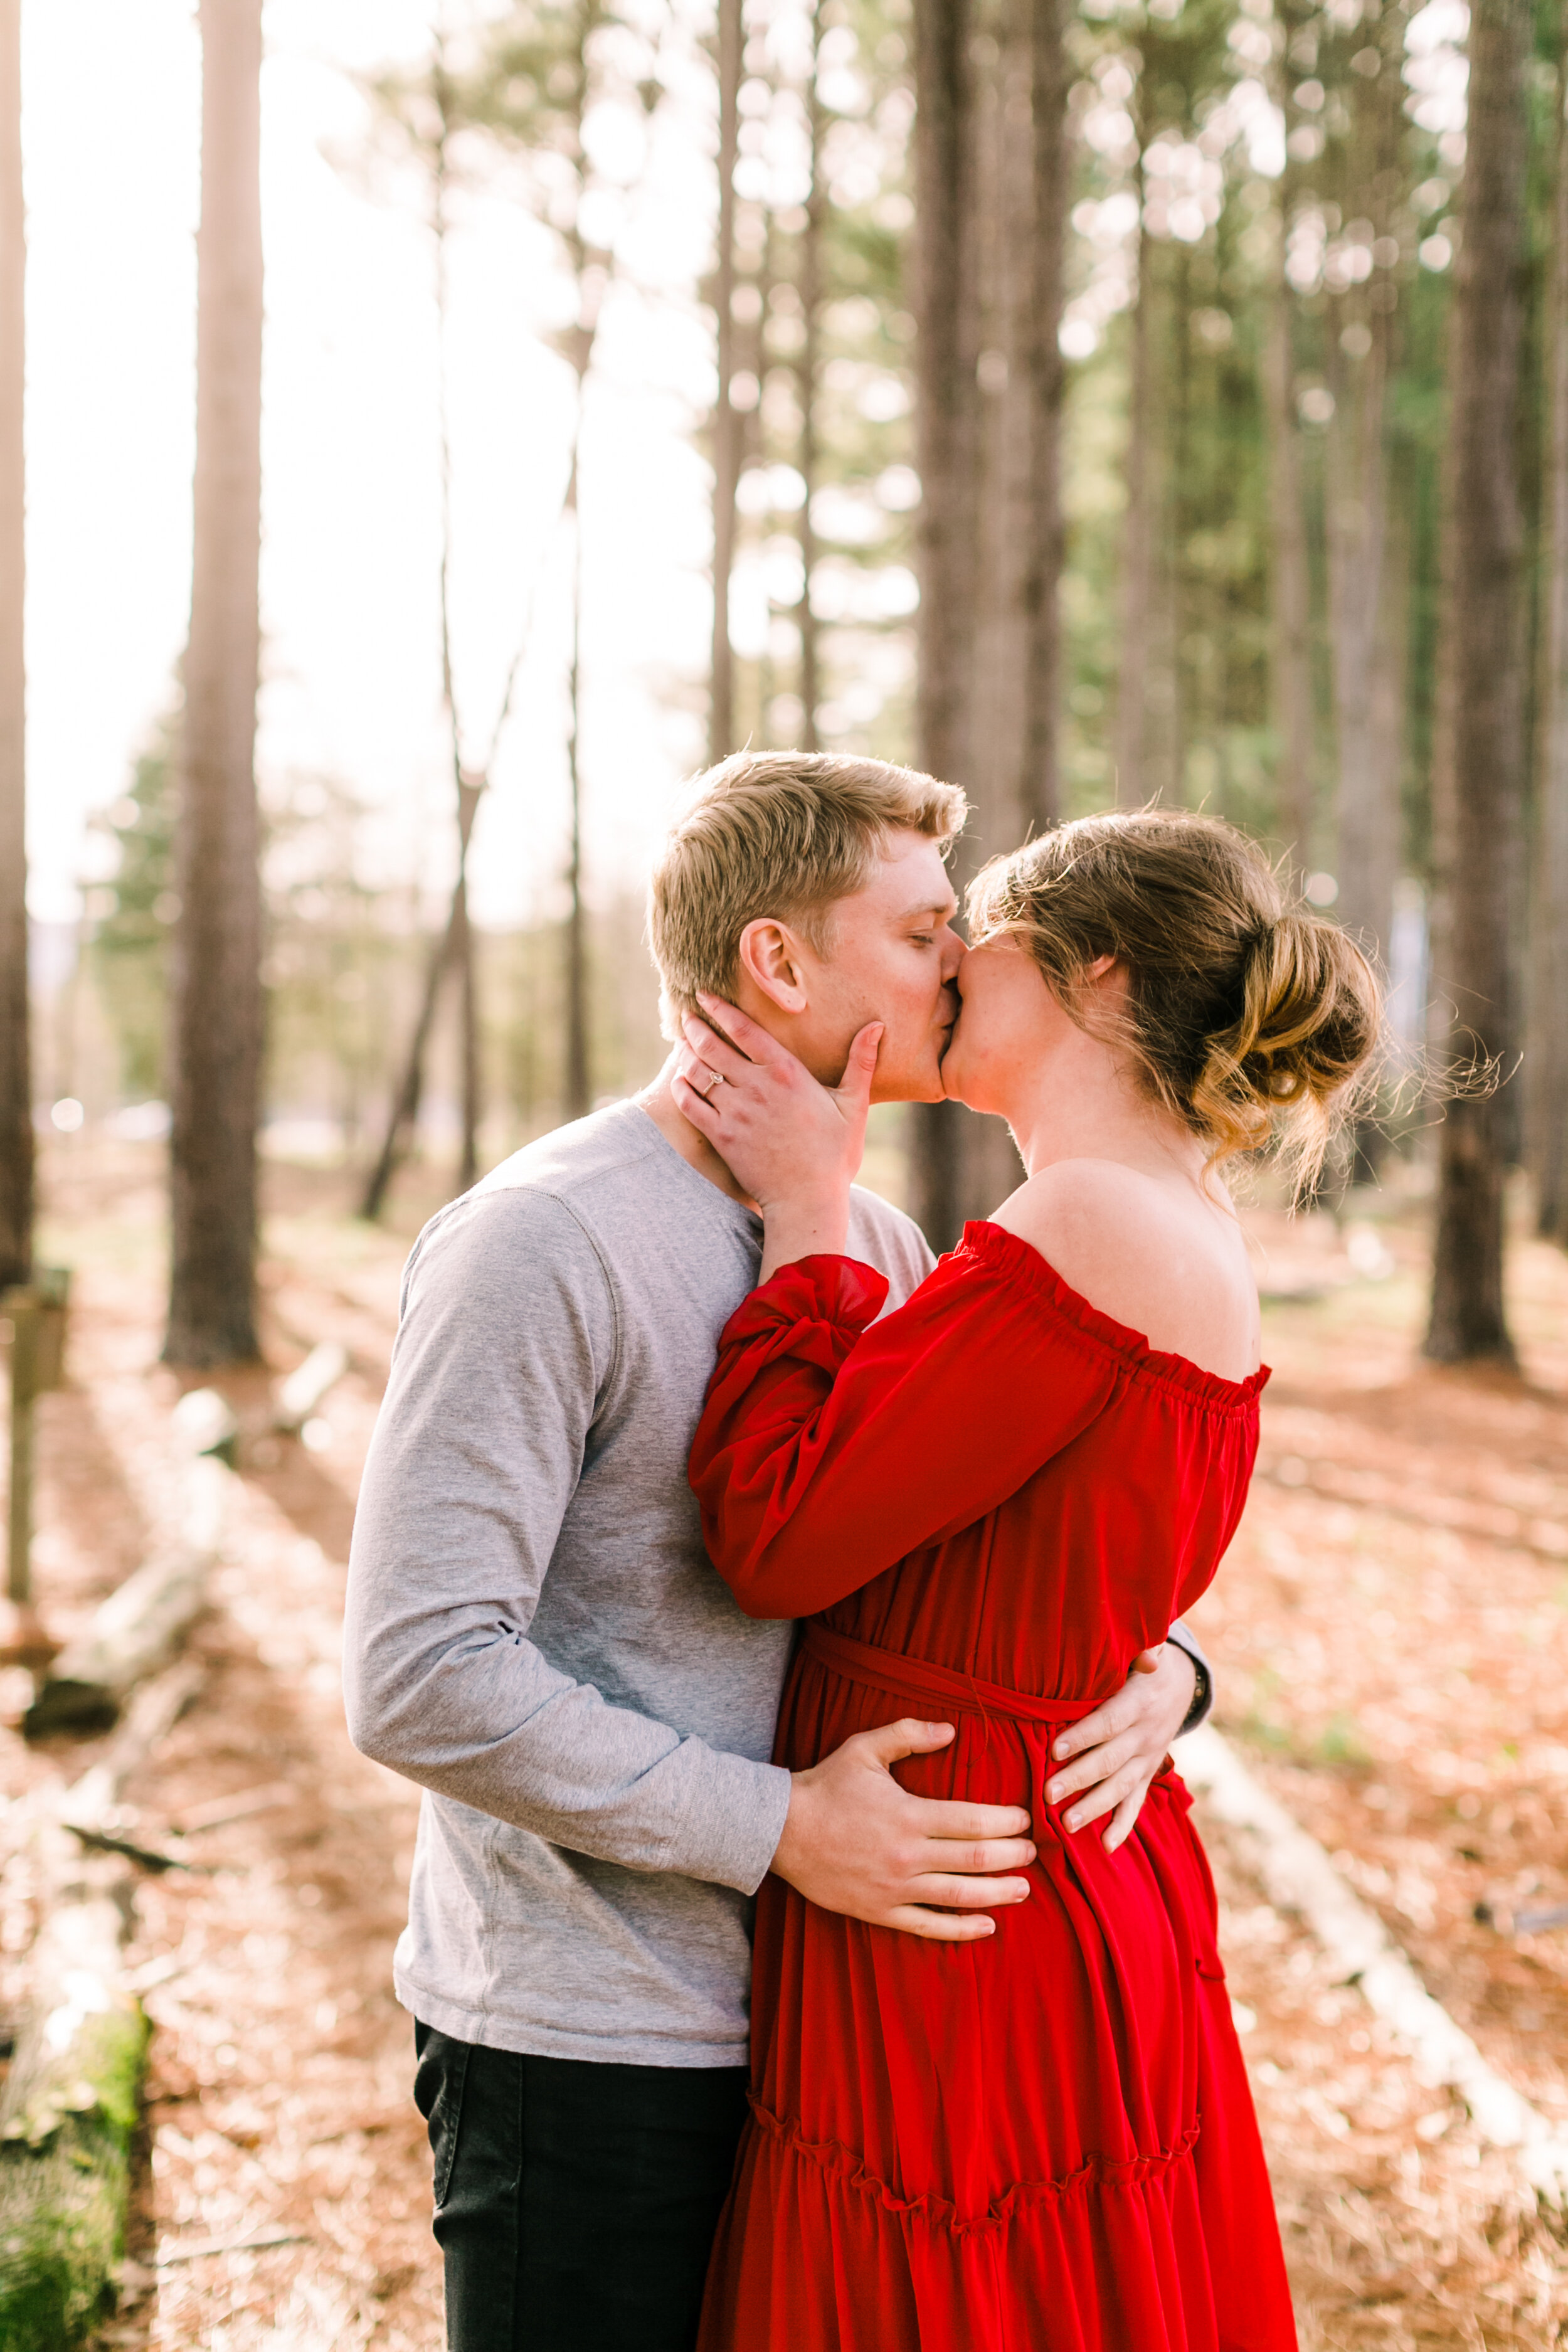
[0,1663,204,2348]
[24,1458,228,1738]
[1177,1722,1568,2200]
[61,1824,215,1875]
[272,1342,349,1436]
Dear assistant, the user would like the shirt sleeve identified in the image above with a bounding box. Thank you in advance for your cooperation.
[689,1246,1124,1619]
[343,1186,791,1897]
[1165,1619,1215,1733]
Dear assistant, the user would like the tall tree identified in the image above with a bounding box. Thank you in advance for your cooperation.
[907,0,980,1249]
[793,0,825,753]
[0,0,27,1293]
[165,0,264,1365]
[1424,0,1529,1364]
[1264,13,1314,864]
[1021,0,1067,832]
[1327,8,1405,1001]
[464,0,670,1121]
[906,0,1068,1245]
[1530,33,1568,1245]
[711,0,743,760]
[1113,143,1156,810]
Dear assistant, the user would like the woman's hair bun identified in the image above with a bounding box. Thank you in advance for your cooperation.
[967,809,1382,1193]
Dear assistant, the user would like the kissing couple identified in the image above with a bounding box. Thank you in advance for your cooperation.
[346,751,1378,2351]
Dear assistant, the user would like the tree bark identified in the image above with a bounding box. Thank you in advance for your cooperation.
[0,0,28,1294]
[907,0,981,1248]
[906,0,1067,1242]
[1328,13,1402,988]
[1020,0,1067,834]
[1113,202,1154,809]
[166,0,264,1367]
[1424,0,1529,1364]
[1327,311,1393,961]
[1530,39,1568,1243]
[795,1,824,753]
[563,439,590,1122]
[709,0,743,763]
[429,73,484,1197]
[1266,278,1314,862]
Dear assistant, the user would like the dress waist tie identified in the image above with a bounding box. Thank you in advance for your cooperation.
[800,1621,1105,1727]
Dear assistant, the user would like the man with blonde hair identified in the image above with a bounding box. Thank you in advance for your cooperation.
[346,751,1210,2352]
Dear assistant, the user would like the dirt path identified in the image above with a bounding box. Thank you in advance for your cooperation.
[3,1143,1567,2348]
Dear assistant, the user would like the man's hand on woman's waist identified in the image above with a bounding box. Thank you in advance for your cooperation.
[768,1644,1199,1938]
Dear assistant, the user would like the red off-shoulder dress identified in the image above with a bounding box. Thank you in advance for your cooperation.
[689,1222,1296,2352]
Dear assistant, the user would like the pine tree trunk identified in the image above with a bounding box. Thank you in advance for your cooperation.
[563,447,590,1123]
[1327,310,1393,965]
[1021,0,1066,834]
[0,0,28,1293]
[709,0,743,763]
[1530,41,1568,1244]
[1113,208,1154,808]
[795,3,824,753]
[1329,15,1402,988]
[166,0,263,1367]
[907,0,980,1248]
[1424,0,1529,1364]
[1266,281,1313,861]
[907,0,1067,1242]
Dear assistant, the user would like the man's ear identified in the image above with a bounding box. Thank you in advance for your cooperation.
[737,916,812,1014]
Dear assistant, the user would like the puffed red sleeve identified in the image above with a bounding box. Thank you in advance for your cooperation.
[689,1239,1122,1619]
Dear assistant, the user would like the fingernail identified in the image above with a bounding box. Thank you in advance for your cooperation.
[1054,1737,1074,1759]
[1022,1843,1036,1862]
[1066,1810,1083,1833]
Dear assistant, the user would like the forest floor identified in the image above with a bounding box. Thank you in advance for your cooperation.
[1,1133,1567,2350]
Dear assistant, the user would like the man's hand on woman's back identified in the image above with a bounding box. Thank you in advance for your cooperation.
[770,1717,1036,1941]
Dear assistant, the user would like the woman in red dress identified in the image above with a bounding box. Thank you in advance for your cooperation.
[672,812,1379,2352]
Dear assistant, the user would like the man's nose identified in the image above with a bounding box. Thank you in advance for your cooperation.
[940,929,967,982]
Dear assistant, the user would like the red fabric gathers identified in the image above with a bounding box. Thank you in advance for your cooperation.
[691,1222,1297,2352]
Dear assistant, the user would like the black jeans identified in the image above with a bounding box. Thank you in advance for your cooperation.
[413,2022,749,2352]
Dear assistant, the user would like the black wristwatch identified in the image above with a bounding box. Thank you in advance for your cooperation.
[1177,1651,1211,1738]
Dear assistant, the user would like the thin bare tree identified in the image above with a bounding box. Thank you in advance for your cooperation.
[359,43,492,1218]
[711,0,743,760]
[1327,7,1405,1013]
[1530,29,1568,1244]
[1424,0,1530,1364]
[793,0,825,752]
[1113,129,1154,808]
[1265,271,1313,862]
[1264,13,1314,864]
[165,0,264,1366]
[0,0,28,1293]
[463,0,672,1122]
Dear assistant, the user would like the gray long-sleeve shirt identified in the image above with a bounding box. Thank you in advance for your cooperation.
[345,1098,1214,2069]
[344,1100,936,2065]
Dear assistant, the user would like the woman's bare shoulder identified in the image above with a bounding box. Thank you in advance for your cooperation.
[989,1162,1258,1376]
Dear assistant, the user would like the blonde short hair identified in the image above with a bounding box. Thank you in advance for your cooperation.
[647,751,967,1032]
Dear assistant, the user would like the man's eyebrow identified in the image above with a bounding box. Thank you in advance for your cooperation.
[896,898,960,921]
